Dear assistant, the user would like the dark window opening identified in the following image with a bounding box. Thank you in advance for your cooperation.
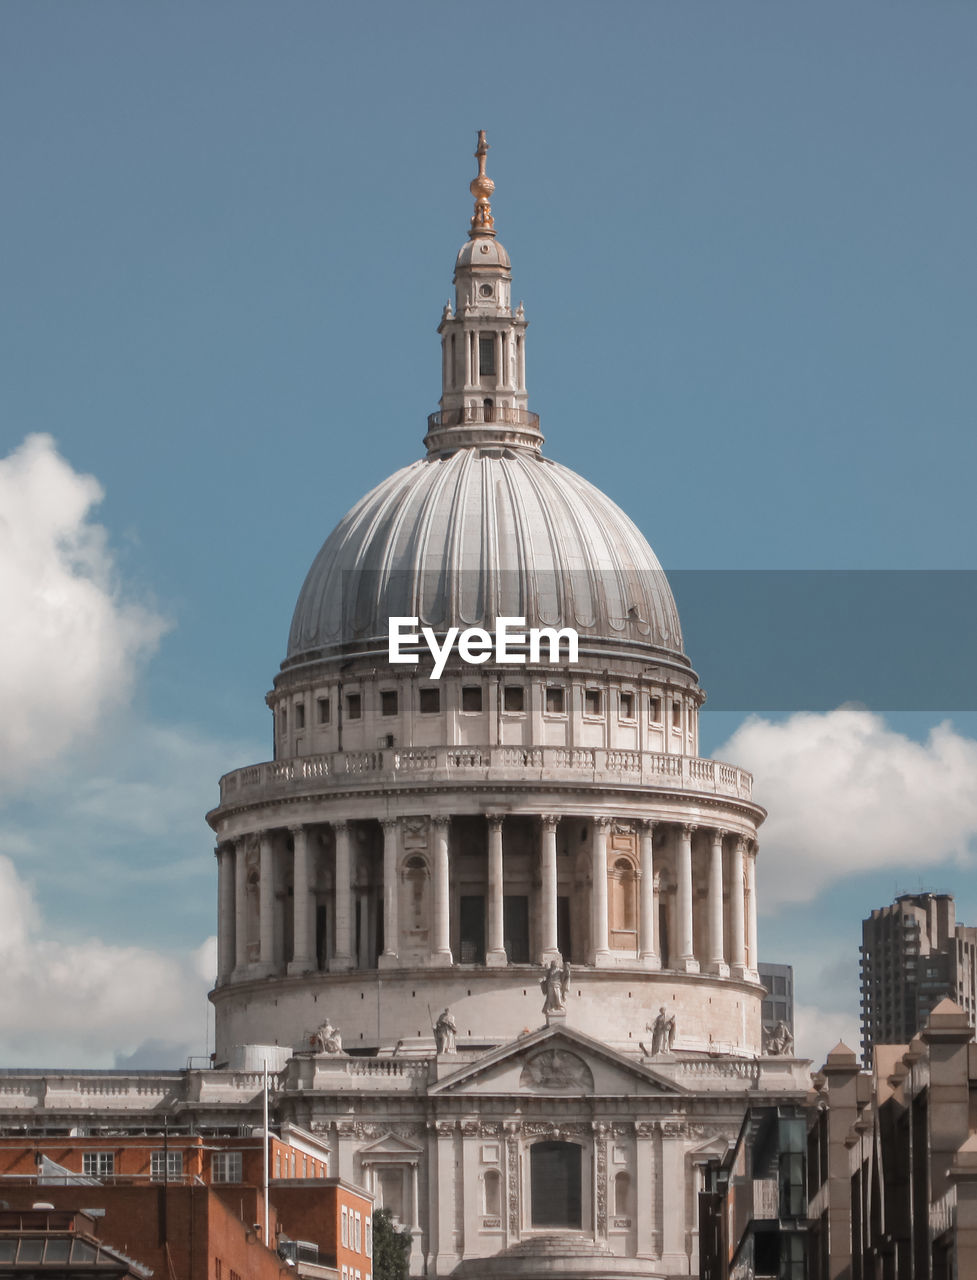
[381,690,398,716]
[317,697,331,725]
[557,896,571,961]
[530,1142,582,1228]
[545,686,565,714]
[585,689,602,716]
[419,687,440,714]
[504,896,530,963]
[279,707,288,733]
[346,693,362,720]
[649,696,661,723]
[462,685,483,712]
[671,700,682,728]
[503,686,525,713]
[295,703,306,729]
[620,691,634,719]
[459,895,486,964]
[479,334,496,378]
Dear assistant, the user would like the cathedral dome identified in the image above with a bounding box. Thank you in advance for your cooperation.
[285,446,687,668]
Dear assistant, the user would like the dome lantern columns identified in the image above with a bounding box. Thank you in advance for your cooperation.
[214,814,759,988]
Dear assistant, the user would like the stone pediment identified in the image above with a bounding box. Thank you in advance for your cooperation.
[429,1025,684,1098]
[357,1131,424,1158]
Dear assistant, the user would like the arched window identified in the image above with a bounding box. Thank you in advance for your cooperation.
[483,397,495,422]
[530,1141,582,1228]
[483,1169,502,1218]
[609,856,637,948]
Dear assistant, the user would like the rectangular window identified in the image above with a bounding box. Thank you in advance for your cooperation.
[619,691,634,719]
[649,696,661,723]
[212,1151,243,1184]
[151,1151,183,1182]
[380,690,398,717]
[461,685,483,712]
[671,700,681,728]
[82,1152,114,1178]
[275,1153,281,1179]
[503,686,525,712]
[585,689,602,716]
[295,702,306,730]
[478,334,496,377]
[317,697,331,724]
[346,693,362,720]
[365,1219,372,1258]
[342,1208,349,1247]
[419,687,440,714]
[354,1212,362,1252]
[342,1269,348,1280]
[545,686,565,714]
[279,707,288,734]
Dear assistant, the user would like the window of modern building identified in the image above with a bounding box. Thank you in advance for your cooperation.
[461,685,483,712]
[530,1141,582,1228]
[317,696,331,724]
[346,693,362,720]
[212,1151,243,1183]
[545,686,565,714]
[365,1218,372,1258]
[82,1152,114,1178]
[419,687,440,714]
[503,686,525,713]
[619,691,634,719]
[585,689,602,716]
[150,1150,183,1182]
[341,1208,349,1247]
[380,690,398,717]
[354,1212,362,1252]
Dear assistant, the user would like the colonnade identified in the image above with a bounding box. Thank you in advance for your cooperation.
[214,817,759,986]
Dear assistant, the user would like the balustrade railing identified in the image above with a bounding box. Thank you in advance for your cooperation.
[427,406,540,430]
[219,747,753,804]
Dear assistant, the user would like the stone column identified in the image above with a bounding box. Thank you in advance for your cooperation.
[638,821,659,968]
[707,829,729,976]
[591,818,611,965]
[332,822,353,970]
[746,843,759,978]
[486,816,506,966]
[288,825,314,975]
[258,831,275,975]
[432,817,452,964]
[540,815,560,962]
[675,824,699,973]
[380,818,400,968]
[215,844,235,984]
[233,837,248,975]
[729,836,747,979]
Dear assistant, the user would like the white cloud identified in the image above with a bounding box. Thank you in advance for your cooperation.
[0,434,168,789]
[716,708,977,909]
[793,1002,860,1066]
[0,854,215,1068]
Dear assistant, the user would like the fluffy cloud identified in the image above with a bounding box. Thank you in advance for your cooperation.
[716,708,977,909]
[0,434,167,788]
[0,854,215,1068]
[793,1002,860,1066]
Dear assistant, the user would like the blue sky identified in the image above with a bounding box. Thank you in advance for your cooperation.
[1,1,975,1066]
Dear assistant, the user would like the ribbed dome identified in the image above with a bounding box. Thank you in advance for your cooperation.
[285,448,686,667]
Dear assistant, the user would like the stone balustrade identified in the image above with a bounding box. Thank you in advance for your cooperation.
[219,746,753,806]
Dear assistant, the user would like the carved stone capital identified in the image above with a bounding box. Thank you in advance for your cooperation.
[486,815,504,832]
[431,816,451,832]
[332,820,350,835]
[380,818,399,833]
[539,814,559,831]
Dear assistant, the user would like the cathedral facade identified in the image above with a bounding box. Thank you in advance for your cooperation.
[204,135,809,1278]
[0,137,809,1280]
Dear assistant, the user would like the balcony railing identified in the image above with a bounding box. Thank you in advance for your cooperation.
[427,405,540,430]
[218,747,754,806]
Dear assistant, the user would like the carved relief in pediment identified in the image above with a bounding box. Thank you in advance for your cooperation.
[519,1048,594,1093]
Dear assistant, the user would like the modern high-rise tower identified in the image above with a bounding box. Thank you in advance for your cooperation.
[859,892,977,1066]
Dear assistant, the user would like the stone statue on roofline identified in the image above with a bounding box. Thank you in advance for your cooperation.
[540,957,571,1015]
[310,1019,344,1055]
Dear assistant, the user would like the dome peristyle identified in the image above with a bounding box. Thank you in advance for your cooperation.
[285,447,687,669]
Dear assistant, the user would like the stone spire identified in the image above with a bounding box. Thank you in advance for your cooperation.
[425,132,542,457]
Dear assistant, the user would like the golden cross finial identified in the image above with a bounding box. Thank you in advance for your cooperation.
[469,129,496,237]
